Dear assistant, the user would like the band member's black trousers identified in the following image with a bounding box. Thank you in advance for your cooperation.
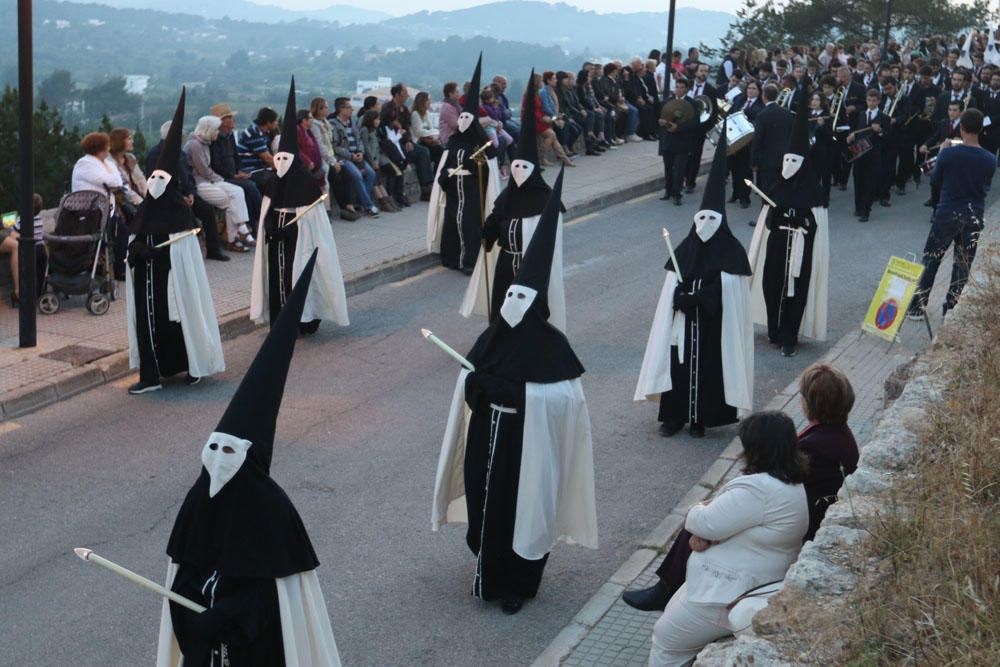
[728,149,752,204]
[852,151,880,215]
[909,209,984,314]
[662,150,688,198]
[685,136,707,188]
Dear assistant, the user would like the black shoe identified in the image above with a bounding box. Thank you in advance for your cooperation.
[673,196,682,206]
[879,199,891,207]
[858,214,869,222]
[206,251,230,262]
[689,423,705,438]
[660,194,672,201]
[739,200,750,209]
[684,185,695,194]
[128,380,162,395]
[838,184,847,191]
[184,374,201,386]
[501,596,523,615]
[728,194,738,203]
[943,302,953,317]
[299,319,321,335]
[9,291,18,307]
[658,419,685,437]
[748,219,757,227]
[896,186,906,196]
[923,199,934,207]
[462,266,474,276]
[622,581,672,612]
[781,344,797,357]
[397,196,411,207]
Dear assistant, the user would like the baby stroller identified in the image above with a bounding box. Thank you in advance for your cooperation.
[39,190,117,315]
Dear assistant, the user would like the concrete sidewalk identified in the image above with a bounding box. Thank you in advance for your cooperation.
[0,140,670,420]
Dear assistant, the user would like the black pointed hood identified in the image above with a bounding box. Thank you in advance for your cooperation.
[516,69,540,165]
[697,117,729,221]
[265,76,322,208]
[165,251,321,578]
[214,250,318,473]
[511,167,562,300]
[463,52,483,116]
[770,74,824,209]
[465,169,584,384]
[277,76,299,156]
[669,128,751,277]
[132,87,195,235]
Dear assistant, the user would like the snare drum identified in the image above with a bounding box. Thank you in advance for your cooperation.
[709,111,754,155]
[845,136,873,162]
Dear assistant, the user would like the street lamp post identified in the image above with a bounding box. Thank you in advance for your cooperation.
[882,0,894,60]
[18,0,36,348]
[666,0,677,91]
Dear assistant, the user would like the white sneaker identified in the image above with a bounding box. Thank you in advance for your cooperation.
[627,134,643,143]
[614,138,626,145]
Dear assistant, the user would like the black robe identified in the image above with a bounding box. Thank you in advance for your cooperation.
[462,372,548,600]
[169,564,285,667]
[438,137,494,271]
[761,207,817,346]
[130,233,188,384]
[263,208,299,325]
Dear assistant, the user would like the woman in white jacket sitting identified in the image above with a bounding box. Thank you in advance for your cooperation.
[649,411,809,667]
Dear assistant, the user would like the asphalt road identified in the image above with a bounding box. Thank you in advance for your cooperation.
[0,177,985,667]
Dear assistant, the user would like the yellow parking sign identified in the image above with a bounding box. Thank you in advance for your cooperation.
[862,256,924,342]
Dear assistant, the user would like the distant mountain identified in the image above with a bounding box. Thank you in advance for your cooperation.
[381,2,732,54]
[71,0,391,24]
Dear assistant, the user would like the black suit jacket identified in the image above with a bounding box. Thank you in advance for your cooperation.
[850,108,890,150]
[658,96,699,154]
[935,89,976,121]
[924,118,962,148]
[751,103,794,170]
[732,94,765,122]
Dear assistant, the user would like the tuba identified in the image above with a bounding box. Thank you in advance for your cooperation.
[776,87,793,107]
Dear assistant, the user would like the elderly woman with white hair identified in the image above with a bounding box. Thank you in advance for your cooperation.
[183,115,254,252]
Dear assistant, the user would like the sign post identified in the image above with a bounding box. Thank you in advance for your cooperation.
[18,0,37,348]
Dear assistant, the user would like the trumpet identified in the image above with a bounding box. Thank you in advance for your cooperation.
[776,87,793,108]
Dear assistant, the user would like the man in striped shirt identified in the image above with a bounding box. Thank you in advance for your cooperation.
[237,107,280,192]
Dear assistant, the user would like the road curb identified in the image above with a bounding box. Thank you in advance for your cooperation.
[0,156,710,423]
[529,330,856,667]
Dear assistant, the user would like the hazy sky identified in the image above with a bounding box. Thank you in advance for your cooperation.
[247,0,743,15]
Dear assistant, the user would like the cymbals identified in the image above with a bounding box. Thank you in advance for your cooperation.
[661,99,694,125]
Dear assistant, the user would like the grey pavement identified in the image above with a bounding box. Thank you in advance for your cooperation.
[0,140,665,416]
[0,149,987,667]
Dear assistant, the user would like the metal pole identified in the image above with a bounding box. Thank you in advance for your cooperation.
[882,0,893,60]
[18,0,36,348]
[666,0,677,91]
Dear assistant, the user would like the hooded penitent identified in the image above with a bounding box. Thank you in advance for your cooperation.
[634,121,755,426]
[167,251,320,578]
[456,52,490,146]
[268,76,323,208]
[492,69,552,217]
[433,171,598,606]
[771,75,825,209]
[466,169,583,383]
[133,87,196,235]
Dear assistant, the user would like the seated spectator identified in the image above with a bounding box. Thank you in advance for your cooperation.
[71,131,128,278]
[649,411,808,666]
[308,97,358,222]
[627,58,659,139]
[410,91,445,168]
[592,64,626,144]
[577,68,615,149]
[557,70,602,155]
[146,120,227,261]
[356,95,379,130]
[491,74,520,141]
[527,73,574,167]
[380,83,434,201]
[438,81,462,145]
[540,70,581,157]
[331,97,380,218]
[108,127,146,208]
[296,109,326,189]
[357,110,399,213]
[185,115,254,252]
[480,85,514,176]
[0,194,43,306]
[236,106,279,192]
[210,103,263,230]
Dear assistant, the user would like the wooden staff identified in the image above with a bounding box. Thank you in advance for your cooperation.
[743,179,777,207]
[471,145,492,318]
[275,193,329,229]
[74,548,206,613]
[154,228,201,248]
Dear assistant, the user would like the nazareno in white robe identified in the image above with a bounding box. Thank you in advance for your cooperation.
[432,369,599,560]
[155,561,341,667]
[126,233,225,379]
[250,197,350,327]
[746,205,829,341]
[458,212,568,332]
[425,152,501,254]
[633,269,754,417]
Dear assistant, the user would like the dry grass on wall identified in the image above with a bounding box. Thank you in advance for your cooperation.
[841,250,1000,666]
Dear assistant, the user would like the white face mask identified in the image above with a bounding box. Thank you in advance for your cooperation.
[201,432,252,498]
[273,151,294,178]
[510,159,535,187]
[457,111,475,133]
[499,285,538,328]
[146,169,172,199]
[781,153,804,179]
[694,210,723,241]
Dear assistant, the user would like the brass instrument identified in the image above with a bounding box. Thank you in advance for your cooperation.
[920,96,937,121]
[963,91,972,112]
[888,93,900,118]
[716,97,732,116]
[829,87,845,126]
[694,95,716,124]
[919,139,963,173]
[776,87,793,108]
